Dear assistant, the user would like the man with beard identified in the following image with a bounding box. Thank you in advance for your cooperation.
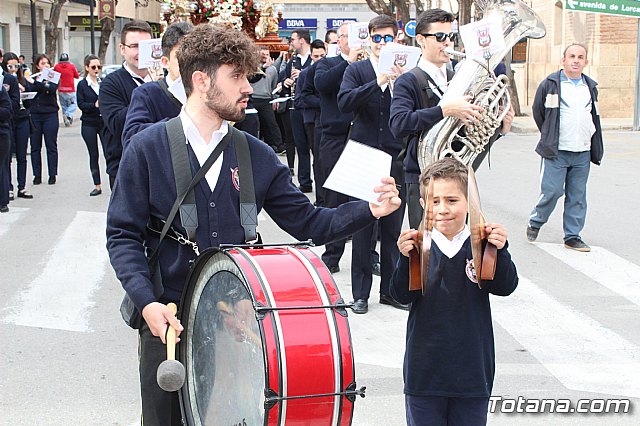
[106,25,402,426]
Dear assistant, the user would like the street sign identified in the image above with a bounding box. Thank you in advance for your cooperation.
[565,0,640,19]
[405,20,417,38]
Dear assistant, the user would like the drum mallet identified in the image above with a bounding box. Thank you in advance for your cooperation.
[156,303,185,392]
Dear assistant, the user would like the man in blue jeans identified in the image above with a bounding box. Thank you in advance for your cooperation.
[527,43,604,252]
[53,53,79,126]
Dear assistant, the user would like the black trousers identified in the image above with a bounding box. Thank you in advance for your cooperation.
[10,117,30,191]
[277,109,296,170]
[253,98,283,150]
[320,141,349,268]
[81,123,105,186]
[306,120,324,205]
[139,321,183,426]
[234,113,260,138]
[30,113,59,179]
[407,182,424,229]
[0,133,10,207]
[291,109,312,187]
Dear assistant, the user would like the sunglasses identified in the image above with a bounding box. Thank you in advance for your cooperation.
[6,64,19,69]
[421,32,457,43]
[90,65,102,70]
[371,34,394,44]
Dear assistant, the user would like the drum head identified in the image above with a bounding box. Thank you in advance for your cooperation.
[179,251,266,426]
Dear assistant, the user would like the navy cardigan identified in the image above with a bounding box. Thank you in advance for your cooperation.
[76,78,102,127]
[314,55,353,149]
[106,122,376,312]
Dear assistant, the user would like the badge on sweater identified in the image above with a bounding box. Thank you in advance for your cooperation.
[231,167,240,191]
[465,258,479,284]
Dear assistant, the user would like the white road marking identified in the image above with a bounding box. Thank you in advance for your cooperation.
[3,211,108,332]
[537,243,640,306]
[0,207,29,237]
[492,277,640,398]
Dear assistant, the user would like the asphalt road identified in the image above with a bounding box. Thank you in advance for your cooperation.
[0,123,638,425]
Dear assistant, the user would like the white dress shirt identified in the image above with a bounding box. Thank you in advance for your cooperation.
[432,225,471,259]
[124,63,152,86]
[417,58,448,98]
[179,108,229,192]
[85,75,100,95]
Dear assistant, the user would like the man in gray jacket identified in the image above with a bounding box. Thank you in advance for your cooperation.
[251,47,285,153]
[527,43,604,252]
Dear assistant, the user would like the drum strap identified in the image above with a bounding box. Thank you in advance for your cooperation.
[234,127,258,243]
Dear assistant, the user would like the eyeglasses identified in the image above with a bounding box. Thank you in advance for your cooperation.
[6,64,19,69]
[420,32,456,43]
[90,65,102,70]
[122,43,139,49]
[371,34,394,44]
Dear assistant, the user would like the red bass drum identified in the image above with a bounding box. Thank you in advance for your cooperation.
[178,245,365,426]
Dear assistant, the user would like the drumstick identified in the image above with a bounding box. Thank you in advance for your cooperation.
[156,303,186,392]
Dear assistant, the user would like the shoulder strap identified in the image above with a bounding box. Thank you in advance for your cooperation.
[158,79,183,109]
[166,117,197,241]
[409,67,433,109]
[232,127,258,243]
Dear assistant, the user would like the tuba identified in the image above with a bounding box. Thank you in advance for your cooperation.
[417,0,546,171]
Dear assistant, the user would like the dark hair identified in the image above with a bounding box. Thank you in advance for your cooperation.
[33,53,52,72]
[19,54,25,60]
[563,43,588,59]
[292,29,311,44]
[177,24,260,98]
[325,29,337,43]
[2,51,24,84]
[369,15,398,36]
[121,20,153,44]
[83,54,100,77]
[310,39,326,52]
[419,158,468,198]
[162,22,193,57]
[415,8,454,35]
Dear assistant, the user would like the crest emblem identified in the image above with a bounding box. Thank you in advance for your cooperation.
[231,167,240,191]
[151,44,163,60]
[358,27,369,40]
[465,259,479,284]
[394,53,408,67]
[476,26,491,48]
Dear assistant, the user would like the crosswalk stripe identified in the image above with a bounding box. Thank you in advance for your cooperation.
[3,211,108,332]
[537,243,640,306]
[0,207,30,237]
[492,277,640,398]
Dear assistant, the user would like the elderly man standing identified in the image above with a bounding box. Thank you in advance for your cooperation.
[527,43,603,252]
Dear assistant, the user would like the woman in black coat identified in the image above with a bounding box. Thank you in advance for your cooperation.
[25,54,59,185]
[76,55,106,196]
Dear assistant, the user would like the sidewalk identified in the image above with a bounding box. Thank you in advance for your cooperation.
[510,105,635,134]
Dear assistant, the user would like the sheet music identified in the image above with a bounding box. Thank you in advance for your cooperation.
[323,140,392,205]
[138,38,163,69]
[36,68,61,85]
[377,43,421,75]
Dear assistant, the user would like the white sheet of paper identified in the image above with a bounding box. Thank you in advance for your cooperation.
[37,68,61,85]
[377,43,421,75]
[348,22,370,49]
[326,44,341,58]
[269,96,292,104]
[458,15,505,62]
[138,38,163,69]
[323,140,392,205]
[20,92,38,100]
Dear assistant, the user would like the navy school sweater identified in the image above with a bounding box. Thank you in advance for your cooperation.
[314,55,353,148]
[99,66,139,177]
[76,79,102,128]
[27,78,59,116]
[338,59,402,159]
[389,238,518,397]
[106,122,376,312]
[122,79,182,150]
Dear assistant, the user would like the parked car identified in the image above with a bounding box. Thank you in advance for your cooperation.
[101,64,121,79]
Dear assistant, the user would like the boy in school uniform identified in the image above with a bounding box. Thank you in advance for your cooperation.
[390,158,518,426]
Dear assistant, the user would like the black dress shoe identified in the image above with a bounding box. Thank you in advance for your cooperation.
[328,265,340,274]
[33,176,42,185]
[380,294,410,311]
[351,299,368,314]
[299,185,313,193]
[372,262,381,276]
[89,188,102,197]
[0,205,8,213]
[17,190,33,199]
[48,176,56,185]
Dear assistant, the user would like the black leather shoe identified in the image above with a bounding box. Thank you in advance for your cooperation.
[17,190,33,199]
[89,188,102,197]
[526,225,539,242]
[299,185,313,193]
[48,176,56,185]
[372,262,381,276]
[33,176,42,185]
[380,294,410,311]
[351,299,368,314]
[0,205,8,213]
[328,265,340,274]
